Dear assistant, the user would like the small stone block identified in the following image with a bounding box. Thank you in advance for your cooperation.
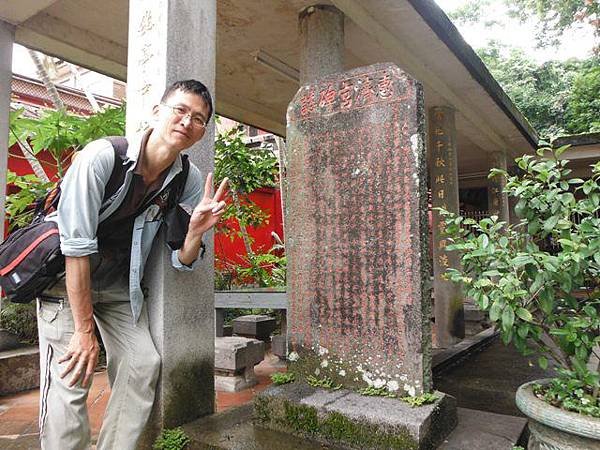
[0,330,22,352]
[0,346,40,395]
[232,315,277,339]
[254,383,457,450]
[214,336,265,372]
[222,325,233,337]
[215,366,258,392]
[271,335,287,358]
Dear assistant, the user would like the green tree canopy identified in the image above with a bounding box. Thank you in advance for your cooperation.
[478,42,599,139]
[564,64,600,134]
[505,0,600,50]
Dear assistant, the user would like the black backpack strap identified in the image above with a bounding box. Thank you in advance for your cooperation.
[104,136,131,202]
[33,136,130,222]
[168,154,190,209]
[163,155,197,252]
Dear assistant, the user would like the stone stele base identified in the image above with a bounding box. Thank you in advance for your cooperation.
[254,383,457,450]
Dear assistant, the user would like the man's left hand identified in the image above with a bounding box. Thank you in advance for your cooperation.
[187,172,228,237]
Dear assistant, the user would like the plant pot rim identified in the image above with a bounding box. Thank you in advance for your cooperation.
[516,379,600,441]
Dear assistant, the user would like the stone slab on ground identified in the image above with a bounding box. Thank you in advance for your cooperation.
[0,346,39,396]
[232,315,277,340]
[183,404,527,450]
[215,337,265,372]
[254,383,457,449]
[439,407,527,449]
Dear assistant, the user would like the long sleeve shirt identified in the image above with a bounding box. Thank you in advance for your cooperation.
[47,132,205,323]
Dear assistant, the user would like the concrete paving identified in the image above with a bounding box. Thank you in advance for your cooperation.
[433,335,557,416]
[439,407,527,449]
[0,353,286,449]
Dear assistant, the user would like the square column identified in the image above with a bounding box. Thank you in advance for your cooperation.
[0,21,14,239]
[126,0,216,444]
[429,106,464,348]
[488,151,510,223]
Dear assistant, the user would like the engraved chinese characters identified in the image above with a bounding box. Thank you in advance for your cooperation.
[297,69,403,119]
[429,106,465,347]
[286,63,431,394]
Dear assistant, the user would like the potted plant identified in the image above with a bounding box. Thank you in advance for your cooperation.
[440,146,599,449]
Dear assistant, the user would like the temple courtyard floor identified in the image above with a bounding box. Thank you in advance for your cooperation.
[0,331,555,449]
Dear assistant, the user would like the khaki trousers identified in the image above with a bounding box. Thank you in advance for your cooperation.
[37,298,160,450]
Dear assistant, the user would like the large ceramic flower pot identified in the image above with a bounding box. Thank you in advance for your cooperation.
[516,379,600,450]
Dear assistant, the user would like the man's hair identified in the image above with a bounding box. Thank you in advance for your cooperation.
[161,79,214,122]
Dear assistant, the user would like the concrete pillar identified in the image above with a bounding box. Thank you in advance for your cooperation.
[0,21,14,239]
[488,151,510,223]
[429,106,464,348]
[126,0,216,444]
[299,5,344,86]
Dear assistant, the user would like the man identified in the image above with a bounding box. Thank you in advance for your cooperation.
[37,80,227,450]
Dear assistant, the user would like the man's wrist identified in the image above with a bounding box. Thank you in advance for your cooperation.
[75,318,95,334]
[185,231,204,248]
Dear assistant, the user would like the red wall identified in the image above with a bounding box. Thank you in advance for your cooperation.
[215,187,284,266]
[7,143,66,181]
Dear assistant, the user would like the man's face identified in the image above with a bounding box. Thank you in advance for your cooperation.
[152,89,210,151]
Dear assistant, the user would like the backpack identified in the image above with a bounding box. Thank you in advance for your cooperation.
[0,136,190,303]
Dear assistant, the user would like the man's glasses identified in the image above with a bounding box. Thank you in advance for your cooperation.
[162,103,207,129]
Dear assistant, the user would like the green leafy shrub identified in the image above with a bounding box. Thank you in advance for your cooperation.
[7,106,125,231]
[271,371,296,385]
[153,427,190,450]
[0,302,38,343]
[441,145,600,417]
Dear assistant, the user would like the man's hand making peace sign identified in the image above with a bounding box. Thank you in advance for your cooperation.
[178,173,228,265]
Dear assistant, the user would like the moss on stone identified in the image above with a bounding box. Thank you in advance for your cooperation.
[256,394,419,450]
[282,401,320,434]
[253,396,272,423]
[321,412,418,449]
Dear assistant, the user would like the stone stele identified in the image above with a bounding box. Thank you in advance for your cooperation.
[286,62,431,396]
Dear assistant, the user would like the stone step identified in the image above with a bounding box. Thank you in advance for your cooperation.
[0,346,39,396]
[439,407,528,449]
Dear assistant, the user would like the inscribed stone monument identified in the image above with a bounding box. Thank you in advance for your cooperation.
[286,63,431,395]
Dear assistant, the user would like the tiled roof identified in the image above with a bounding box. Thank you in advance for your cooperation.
[10,74,121,116]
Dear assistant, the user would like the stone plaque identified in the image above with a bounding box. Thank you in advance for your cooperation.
[286,63,431,395]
